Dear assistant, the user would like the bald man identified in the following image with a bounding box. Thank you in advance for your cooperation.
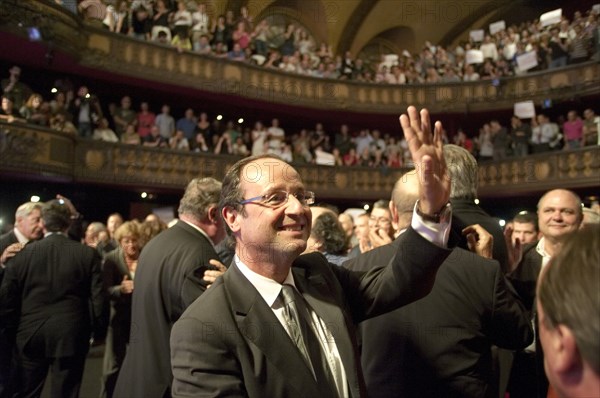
[345,171,531,398]
[506,189,584,398]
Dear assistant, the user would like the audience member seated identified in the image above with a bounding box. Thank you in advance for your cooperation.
[93,118,119,143]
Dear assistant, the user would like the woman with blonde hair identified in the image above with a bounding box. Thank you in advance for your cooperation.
[100,220,143,398]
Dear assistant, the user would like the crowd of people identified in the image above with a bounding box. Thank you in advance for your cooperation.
[69,1,600,84]
[1,110,598,397]
[2,63,599,171]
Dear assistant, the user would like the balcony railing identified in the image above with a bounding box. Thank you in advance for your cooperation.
[2,122,598,200]
[3,0,600,114]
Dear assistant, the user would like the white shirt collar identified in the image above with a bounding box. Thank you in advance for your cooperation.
[536,237,553,268]
[13,227,30,244]
[234,254,295,307]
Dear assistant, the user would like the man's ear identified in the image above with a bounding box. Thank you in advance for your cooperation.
[552,324,581,374]
[208,205,220,224]
[222,206,241,233]
[389,201,399,232]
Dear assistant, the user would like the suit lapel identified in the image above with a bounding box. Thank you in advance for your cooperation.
[225,263,321,396]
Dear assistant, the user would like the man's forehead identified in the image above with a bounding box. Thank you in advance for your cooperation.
[240,160,302,187]
[371,208,390,216]
[514,221,536,230]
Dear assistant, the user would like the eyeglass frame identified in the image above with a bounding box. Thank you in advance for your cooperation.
[238,190,316,208]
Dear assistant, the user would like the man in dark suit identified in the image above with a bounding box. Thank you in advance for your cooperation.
[0,199,105,398]
[114,177,227,398]
[443,144,509,272]
[506,188,583,398]
[170,106,453,397]
[344,171,533,398]
[0,201,42,397]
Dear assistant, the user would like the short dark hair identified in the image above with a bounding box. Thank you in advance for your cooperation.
[538,225,600,374]
[311,211,349,255]
[42,199,71,232]
[512,211,538,231]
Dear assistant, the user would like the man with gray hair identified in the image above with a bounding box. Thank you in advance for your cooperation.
[114,177,228,398]
[0,201,43,396]
[0,202,43,272]
[0,199,105,398]
[444,144,509,271]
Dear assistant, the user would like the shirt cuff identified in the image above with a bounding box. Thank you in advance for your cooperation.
[411,202,452,247]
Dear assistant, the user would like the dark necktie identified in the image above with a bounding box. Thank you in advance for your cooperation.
[280,284,338,397]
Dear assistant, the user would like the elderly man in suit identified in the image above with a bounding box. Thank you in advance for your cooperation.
[344,171,533,398]
[0,199,105,398]
[0,202,43,271]
[0,201,42,397]
[114,177,227,398]
[170,106,453,397]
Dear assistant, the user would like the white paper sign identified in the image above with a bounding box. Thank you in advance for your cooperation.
[489,20,506,35]
[516,51,538,71]
[314,149,335,166]
[466,50,484,64]
[514,101,536,119]
[593,4,600,14]
[470,29,484,42]
[540,8,562,27]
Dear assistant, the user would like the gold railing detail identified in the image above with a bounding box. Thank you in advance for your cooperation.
[2,123,598,200]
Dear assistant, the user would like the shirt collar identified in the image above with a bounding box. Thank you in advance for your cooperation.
[536,237,553,268]
[13,227,30,244]
[234,254,295,307]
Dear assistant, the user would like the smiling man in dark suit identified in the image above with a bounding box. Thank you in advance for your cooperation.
[170,106,453,398]
[0,199,105,398]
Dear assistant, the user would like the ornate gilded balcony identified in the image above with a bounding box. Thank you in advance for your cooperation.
[1,0,599,115]
[1,122,598,201]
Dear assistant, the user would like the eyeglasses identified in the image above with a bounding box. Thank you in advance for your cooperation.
[369,216,391,225]
[239,190,315,208]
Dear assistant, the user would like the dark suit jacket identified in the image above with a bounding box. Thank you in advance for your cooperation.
[170,227,452,398]
[508,242,542,315]
[0,230,18,284]
[507,242,548,398]
[0,233,105,358]
[451,198,509,273]
[344,238,533,398]
[114,220,221,398]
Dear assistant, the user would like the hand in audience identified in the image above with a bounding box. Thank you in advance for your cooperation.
[203,259,227,287]
[463,224,493,259]
[368,228,393,249]
[1,242,25,264]
[503,224,523,273]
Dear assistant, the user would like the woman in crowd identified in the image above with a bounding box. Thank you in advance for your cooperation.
[19,93,48,126]
[101,221,142,398]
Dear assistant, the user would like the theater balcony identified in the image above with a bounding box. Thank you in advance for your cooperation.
[1,122,598,202]
[0,0,599,221]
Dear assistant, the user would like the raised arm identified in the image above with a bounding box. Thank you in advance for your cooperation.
[399,106,450,216]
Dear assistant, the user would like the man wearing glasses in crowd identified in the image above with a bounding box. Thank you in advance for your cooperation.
[170,106,454,397]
